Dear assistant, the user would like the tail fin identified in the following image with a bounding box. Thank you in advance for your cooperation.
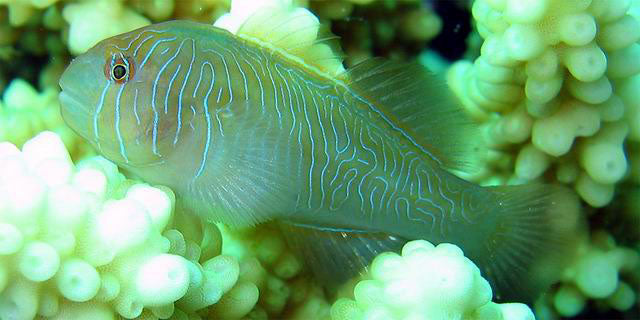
[469,184,585,302]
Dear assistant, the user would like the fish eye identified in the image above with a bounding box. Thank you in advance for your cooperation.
[104,55,135,84]
[112,64,128,81]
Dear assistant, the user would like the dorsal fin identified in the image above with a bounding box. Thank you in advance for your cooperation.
[214,1,346,76]
[342,59,482,171]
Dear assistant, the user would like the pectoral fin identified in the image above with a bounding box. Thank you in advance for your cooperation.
[180,100,298,228]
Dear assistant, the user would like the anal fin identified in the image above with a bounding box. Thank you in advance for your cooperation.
[278,221,406,283]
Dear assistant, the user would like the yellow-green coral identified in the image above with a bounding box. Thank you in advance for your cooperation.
[445,3,640,315]
[331,240,534,320]
[214,0,346,76]
[0,0,60,26]
[217,224,319,319]
[62,0,150,55]
[325,0,442,66]
[0,0,639,319]
[537,230,639,318]
[448,0,640,208]
[0,132,253,319]
[0,79,85,157]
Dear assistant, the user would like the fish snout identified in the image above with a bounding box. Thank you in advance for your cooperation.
[58,53,108,143]
[59,54,105,95]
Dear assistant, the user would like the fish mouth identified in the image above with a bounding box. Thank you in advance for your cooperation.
[58,89,92,141]
[58,89,82,107]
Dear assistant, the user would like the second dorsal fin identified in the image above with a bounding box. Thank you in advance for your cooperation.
[343,59,482,171]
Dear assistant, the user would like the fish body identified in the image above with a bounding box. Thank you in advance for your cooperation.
[59,20,582,300]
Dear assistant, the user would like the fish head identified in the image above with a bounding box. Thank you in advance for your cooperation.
[59,24,184,168]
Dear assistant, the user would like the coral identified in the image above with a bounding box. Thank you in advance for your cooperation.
[0,5,67,95]
[216,224,326,319]
[0,132,254,319]
[215,0,346,75]
[0,0,60,27]
[331,240,534,320]
[0,79,86,157]
[62,0,150,55]
[325,0,442,66]
[444,3,640,317]
[0,0,639,319]
[61,0,230,55]
[536,230,639,318]
[447,0,640,207]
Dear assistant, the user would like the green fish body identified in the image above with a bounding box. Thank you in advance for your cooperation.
[59,20,582,301]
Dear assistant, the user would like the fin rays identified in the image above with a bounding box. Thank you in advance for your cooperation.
[279,221,406,283]
[182,101,297,227]
[344,59,483,171]
[469,185,584,302]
